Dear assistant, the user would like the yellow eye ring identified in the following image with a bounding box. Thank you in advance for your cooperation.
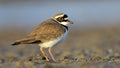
[57,18,64,22]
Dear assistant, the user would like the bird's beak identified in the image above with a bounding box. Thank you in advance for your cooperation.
[67,20,73,24]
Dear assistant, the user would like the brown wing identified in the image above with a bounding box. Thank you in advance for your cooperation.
[12,19,66,45]
[29,19,66,41]
[12,36,41,45]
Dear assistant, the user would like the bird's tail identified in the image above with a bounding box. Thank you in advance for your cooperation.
[11,38,30,46]
[11,36,41,46]
[12,41,21,46]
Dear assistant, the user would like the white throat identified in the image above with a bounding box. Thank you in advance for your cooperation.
[60,22,69,26]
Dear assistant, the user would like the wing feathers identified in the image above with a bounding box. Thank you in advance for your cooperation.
[12,36,41,46]
[12,19,67,46]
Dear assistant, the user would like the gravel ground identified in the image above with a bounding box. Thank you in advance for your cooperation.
[0,26,120,68]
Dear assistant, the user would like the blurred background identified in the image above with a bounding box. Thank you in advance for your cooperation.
[1,0,120,29]
[0,0,120,68]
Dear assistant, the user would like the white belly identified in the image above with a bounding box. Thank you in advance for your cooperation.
[39,30,69,48]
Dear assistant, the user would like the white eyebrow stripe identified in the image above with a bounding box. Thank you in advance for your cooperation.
[64,18,68,20]
[55,15,64,18]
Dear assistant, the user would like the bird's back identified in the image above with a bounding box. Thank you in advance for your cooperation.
[12,19,67,45]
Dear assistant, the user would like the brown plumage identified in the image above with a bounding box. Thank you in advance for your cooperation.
[12,19,67,45]
[12,13,73,62]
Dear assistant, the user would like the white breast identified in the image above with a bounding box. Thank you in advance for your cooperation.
[39,30,69,48]
[58,29,69,43]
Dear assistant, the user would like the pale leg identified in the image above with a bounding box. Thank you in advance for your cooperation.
[48,47,56,62]
[40,47,49,61]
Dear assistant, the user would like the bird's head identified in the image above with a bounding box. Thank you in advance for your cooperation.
[52,13,73,26]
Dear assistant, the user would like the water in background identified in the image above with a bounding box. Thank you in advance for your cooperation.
[0,1,120,30]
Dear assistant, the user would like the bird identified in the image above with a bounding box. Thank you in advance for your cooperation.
[12,13,73,62]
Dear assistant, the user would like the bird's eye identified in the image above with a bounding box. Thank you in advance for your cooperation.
[57,17,64,22]
[61,18,64,21]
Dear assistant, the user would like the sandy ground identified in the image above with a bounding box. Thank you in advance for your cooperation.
[0,26,120,68]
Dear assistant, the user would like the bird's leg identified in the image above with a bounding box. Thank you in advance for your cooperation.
[48,47,56,62]
[40,47,49,61]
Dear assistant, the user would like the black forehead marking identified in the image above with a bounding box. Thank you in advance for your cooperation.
[63,14,68,18]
